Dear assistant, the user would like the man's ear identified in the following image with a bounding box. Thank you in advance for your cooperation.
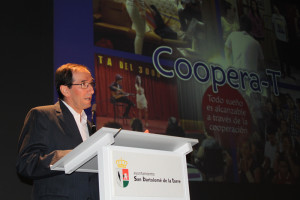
[60,85,70,97]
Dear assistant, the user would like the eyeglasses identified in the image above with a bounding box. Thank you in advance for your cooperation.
[70,82,95,89]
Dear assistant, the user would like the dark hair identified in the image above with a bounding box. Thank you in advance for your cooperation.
[55,63,90,100]
[272,4,279,14]
[103,121,123,129]
[277,152,289,165]
[131,118,143,132]
[249,0,261,18]
[220,0,232,16]
[168,116,178,126]
[239,15,252,32]
[266,124,277,135]
[115,74,123,82]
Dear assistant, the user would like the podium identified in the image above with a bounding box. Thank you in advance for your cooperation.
[51,127,198,200]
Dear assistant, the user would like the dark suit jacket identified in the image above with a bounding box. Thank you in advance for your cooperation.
[16,100,99,200]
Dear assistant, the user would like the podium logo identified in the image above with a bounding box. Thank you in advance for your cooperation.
[116,159,129,188]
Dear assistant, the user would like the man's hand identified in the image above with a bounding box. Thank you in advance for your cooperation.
[50,150,72,165]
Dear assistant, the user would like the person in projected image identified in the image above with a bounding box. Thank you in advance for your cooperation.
[225,14,264,72]
[194,132,233,182]
[264,125,278,170]
[238,139,262,183]
[176,0,205,52]
[165,117,185,138]
[16,63,99,199]
[272,4,290,78]
[273,153,295,184]
[177,0,203,33]
[275,134,300,182]
[109,74,134,119]
[220,0,239,44]
[131,118,144,132]
[126,0,146,55]
[247,0,264,42]
[135,75,148,127]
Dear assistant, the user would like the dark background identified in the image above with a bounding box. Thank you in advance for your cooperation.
[1,0,299,199]
[1,1,53,199]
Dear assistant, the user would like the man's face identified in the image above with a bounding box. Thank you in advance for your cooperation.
[64,69,94,113]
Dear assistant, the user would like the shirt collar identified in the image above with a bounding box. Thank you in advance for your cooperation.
[61,100,87,123]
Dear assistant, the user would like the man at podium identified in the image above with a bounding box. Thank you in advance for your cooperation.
[16,63,99,200]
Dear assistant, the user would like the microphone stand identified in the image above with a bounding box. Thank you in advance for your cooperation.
[91,104,97,133]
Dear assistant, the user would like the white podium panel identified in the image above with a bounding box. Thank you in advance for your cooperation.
[51,127,198,200]
[109,147,187,198]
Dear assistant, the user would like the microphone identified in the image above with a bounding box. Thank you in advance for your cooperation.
[112,128,122,145]
[114,128,122,138]
[91,104,97,133]
[91,104,97,121]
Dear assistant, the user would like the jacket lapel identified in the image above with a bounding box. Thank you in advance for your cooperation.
[55,101,83,143]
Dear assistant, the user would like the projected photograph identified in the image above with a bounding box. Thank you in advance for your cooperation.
[91,0,300,184]
[93,0,214,58]
[94,54,180,134]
